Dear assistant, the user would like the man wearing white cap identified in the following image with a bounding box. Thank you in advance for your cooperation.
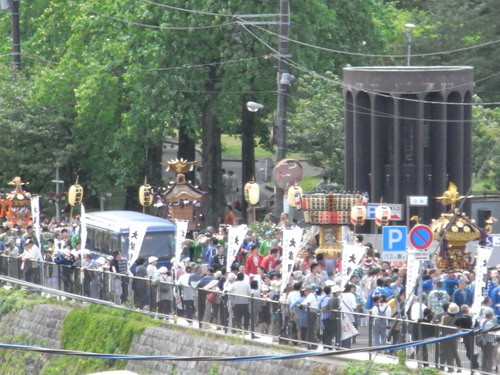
[439,302,462,372]
[147,256,159,278]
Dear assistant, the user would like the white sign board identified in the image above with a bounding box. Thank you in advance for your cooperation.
[381,252,408,261]
[366,203,404,221]
[408,196,428,206]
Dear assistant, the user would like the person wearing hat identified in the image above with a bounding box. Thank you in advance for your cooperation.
[478,307,496,372]
[147,257,159,277]
[439,302,462,372]
[452,278,473,308]
[3,237,19,257]
[53,245,74,292]
[259,231,274,256]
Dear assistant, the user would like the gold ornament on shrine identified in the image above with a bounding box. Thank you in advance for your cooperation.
[430,182,479,270]
[160,158,198,174]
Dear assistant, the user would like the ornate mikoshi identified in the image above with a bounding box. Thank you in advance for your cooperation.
[68,176,84,206]
[4,176,32,227]
[301,192,368,259]
[430,182,486,270]
[157,159,206,231]
[138,176,153,207]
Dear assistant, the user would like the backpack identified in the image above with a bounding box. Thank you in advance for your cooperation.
[374,305,388,328]
[160,282,170,293]
[475,320,488,347]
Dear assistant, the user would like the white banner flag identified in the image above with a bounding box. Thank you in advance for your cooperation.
[30,196,41,247]
[174,219,189,262]
[471,245,493,317]
[340,243,365,288]
[405,250,420,315]
[128,223,148,273]
[280,227,303,295]
[227,225,248,267]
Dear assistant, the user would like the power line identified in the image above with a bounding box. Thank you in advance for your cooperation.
[68,0,238,30]
[137,0,235,17]
[247,21,500,59]
[239,19,500,107]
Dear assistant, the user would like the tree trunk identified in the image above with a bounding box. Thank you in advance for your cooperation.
[240,99,256,222]
[201,66,224,229]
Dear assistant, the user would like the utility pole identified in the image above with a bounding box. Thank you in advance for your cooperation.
[52,168,65,218]
[11,0,21,70]
[273,0,290,219]
[1,0,21,70]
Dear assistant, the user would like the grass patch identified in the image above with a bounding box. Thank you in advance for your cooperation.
[42,304,160,375]
[221,134,302,160]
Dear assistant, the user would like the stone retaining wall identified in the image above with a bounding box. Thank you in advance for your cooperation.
[0,304,345,375]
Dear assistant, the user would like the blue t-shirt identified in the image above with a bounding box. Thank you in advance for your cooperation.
[443,277,459,296]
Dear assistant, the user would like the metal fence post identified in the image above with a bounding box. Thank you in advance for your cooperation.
[368,310,373,361]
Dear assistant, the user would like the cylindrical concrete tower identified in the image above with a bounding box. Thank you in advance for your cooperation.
[343,66,473,225]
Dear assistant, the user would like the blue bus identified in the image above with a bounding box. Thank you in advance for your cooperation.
[84,211,176,268]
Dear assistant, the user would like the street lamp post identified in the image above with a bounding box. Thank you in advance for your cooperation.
[240,0,290,221]
[404,23,415,66]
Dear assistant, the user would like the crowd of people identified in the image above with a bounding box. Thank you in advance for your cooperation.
[1,217,499,372]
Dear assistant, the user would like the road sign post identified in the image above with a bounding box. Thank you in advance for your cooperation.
[409,224,433,250]
[382,226,407,251]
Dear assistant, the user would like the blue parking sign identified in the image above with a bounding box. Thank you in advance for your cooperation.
[382,226,407,251]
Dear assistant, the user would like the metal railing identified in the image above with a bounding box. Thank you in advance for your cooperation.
[1,254,498,373]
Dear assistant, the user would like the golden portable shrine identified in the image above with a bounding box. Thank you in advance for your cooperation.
[430,182,488,270]
[300,192,368,258]
[140,159,206,231]
[0,177,32,227]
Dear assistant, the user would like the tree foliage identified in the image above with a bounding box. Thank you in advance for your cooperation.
[287,72,345,185]
[2,0,496,226]
[471,99,500,190]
